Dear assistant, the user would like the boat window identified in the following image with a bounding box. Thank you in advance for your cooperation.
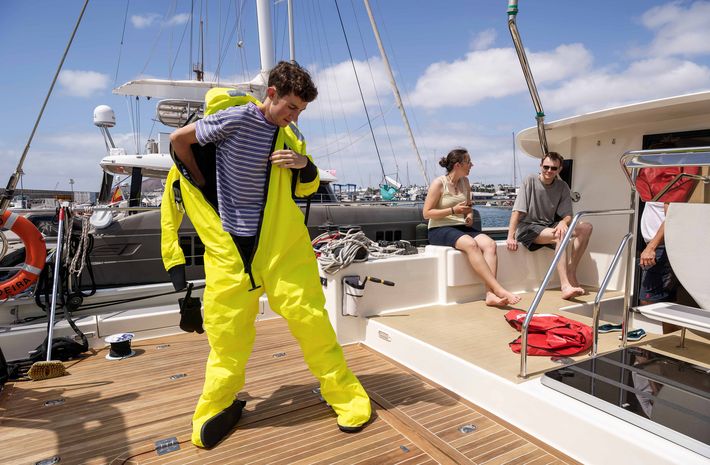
[375,230,402,242]
[559,159,573,189]
[293,183,338,203]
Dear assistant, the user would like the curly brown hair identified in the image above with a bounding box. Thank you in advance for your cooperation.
[268,61,318,103]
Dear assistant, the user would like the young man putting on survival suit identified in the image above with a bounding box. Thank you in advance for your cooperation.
[165,61,371,448]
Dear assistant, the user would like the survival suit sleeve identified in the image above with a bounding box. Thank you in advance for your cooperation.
[161,166,188,291]
[294,153,320,198]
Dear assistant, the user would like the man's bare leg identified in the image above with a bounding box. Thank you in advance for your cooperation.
[534,228,585,300]
[567,222,592,291]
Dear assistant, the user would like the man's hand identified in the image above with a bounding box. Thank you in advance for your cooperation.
[506,237,518,252]
[554,222,569,241]
[640,246,657,268]
[271,149,307,169]
[465,214,473,226]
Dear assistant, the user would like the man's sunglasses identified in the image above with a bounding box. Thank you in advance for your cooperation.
[541,165,559,172]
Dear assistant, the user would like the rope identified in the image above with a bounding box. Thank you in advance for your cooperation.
[315,228,416,274]
[68,208,92,278]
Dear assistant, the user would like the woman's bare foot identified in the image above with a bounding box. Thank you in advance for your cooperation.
[502,291,522,305]
[485,291,509,307]
[561,285,585,300]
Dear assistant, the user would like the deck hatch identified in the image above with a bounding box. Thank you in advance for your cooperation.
[542,347,710,459]
[43,398,64,407]
[35,457,60,465]
[155,437,180,455]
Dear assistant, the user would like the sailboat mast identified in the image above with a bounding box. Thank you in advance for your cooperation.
[287,0,296,62]
[256,0,275,75]
[363,0,429,185]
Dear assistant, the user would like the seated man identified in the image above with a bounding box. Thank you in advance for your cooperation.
[506,152,592,300]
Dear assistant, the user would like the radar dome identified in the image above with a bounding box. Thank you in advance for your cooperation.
[93,105,116,128]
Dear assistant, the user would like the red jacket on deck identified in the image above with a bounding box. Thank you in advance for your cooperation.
[505,309,593,356]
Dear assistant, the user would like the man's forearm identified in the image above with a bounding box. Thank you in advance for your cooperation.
[170,124,205,186]
[508,211,522,238]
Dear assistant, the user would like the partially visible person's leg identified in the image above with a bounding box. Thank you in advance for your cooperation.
[567,221,593,289]
[265,245,371,431]
[639,246,679,334]
[533,228,585,300]
[455,234,517,306]
[192,273,260,448]
[473,233,521,305]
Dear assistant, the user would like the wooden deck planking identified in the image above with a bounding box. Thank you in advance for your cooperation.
[1,317,575,464]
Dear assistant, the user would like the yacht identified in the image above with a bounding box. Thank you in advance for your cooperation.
[2,2,709,464]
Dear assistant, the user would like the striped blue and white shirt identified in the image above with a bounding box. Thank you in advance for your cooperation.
[195,102,277,236]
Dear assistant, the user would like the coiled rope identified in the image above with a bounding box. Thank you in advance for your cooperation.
[315,228,417,274]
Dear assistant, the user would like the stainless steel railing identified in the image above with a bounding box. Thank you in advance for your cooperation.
[519,208,633,378]
[591,232,633,355]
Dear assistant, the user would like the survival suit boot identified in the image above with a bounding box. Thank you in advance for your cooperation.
[199,399,247,448]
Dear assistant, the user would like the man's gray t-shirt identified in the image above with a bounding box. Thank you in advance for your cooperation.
[513,174,573,228]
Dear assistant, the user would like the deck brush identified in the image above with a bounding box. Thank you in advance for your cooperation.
[27,360,67,381]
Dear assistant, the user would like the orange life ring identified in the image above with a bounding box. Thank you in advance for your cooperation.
[0,210,46,299]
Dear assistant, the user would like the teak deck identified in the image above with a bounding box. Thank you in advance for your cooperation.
[1,318,575,465]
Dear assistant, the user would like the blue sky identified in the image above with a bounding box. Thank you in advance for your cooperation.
[2,0,710,192]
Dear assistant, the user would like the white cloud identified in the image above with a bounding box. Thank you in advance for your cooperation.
[131,12,190,29]
[305,118,539,187]
[470,28,496,51]
[58,70,110,97]
[131,13,161,29]
[642,1,710,57]
[166,13,190,27]
[303,58,392,121]
[411,44,593,109]
[542,57,710,114]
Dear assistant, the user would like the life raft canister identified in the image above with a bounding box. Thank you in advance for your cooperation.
[0,210,46,299]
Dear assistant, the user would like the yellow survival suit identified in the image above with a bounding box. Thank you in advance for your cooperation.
[161,90,371,448]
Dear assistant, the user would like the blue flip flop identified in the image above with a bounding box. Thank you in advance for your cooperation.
[620,328,647,341]
[598,323,623,333]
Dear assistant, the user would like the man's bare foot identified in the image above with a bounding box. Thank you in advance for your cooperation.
[561,285,585,300]
[568,280,588,295]
[485,292,509,307]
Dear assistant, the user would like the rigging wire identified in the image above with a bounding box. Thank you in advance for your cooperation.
[310,1,352,180]
[139,2,176,77]
[303,1,335,170]
[348,0,399,180]
[371,0,427,182]
[214,0,235,81]
[113,0,131,88]
[236,0,249,82]
[333,0,386,180]
[169,7,192,79]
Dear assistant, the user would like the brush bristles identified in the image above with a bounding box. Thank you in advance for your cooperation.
[27,361,67,381]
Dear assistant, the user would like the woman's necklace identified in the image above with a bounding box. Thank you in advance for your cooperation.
[447,173,459,194]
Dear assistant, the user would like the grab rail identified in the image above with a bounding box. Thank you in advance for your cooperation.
[519,208,633,378]
[591,232,633,355]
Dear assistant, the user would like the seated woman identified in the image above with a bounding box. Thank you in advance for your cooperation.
[423,148,521,307]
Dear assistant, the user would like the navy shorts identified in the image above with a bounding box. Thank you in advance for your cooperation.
[516,222,559,251]
[428,225,482,248]
[639,245,677,303]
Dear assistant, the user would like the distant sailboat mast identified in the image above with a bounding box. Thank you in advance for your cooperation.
[363,0,429,185]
